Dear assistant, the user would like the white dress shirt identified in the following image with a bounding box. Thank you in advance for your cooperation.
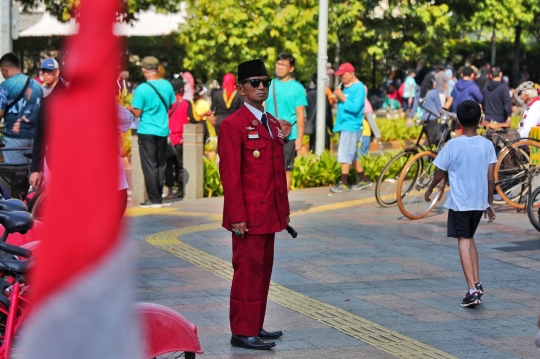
[244,102,273,138]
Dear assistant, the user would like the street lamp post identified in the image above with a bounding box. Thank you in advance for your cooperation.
[315,0,329,156]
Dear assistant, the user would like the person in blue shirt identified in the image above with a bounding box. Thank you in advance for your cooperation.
[0,53,43,164]
[402,69,416,112]
[444,66,483,136]
[330,63,371,193]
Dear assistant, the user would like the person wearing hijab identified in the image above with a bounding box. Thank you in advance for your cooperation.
[182,71,195,101]
[210,73,244,134]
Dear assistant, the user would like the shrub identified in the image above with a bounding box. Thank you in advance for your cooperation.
[203,157,223,197]
[290,150,341,190]
[374,118,420,142]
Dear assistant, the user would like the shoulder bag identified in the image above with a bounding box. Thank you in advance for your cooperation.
[272,81,293,138]
[145,82,178,157]
[5,77,31,113]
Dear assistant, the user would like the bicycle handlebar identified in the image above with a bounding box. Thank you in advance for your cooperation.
[0,242,31,258]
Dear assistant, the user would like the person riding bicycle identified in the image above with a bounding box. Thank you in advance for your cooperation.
[516,81,540,138]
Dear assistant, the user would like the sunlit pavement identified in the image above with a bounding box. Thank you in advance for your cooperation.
[127,187,540,358]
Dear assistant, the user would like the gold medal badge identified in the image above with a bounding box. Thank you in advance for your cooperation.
[253,150,261,158]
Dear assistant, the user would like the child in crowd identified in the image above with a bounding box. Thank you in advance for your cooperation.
[425,100,497,307]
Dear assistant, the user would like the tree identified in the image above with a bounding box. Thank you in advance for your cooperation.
[178,0,319,82]
[18,0,182,22]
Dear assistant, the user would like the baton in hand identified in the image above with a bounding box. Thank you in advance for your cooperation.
[286,225,298,238]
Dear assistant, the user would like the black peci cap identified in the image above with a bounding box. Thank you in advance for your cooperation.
[238,59,269,82]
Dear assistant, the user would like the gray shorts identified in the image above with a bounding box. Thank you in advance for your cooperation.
[2,136,33,164]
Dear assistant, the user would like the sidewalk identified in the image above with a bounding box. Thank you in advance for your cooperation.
[128,186,540,358]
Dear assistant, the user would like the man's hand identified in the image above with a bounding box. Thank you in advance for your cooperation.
[333,88,345,102]
[424,188,433,202]
[29,172,43,189]
[286,216,290,224]
[207,115,217,125]
[231,222,249,238]
[295,137,302,151]
[484,207,496,223]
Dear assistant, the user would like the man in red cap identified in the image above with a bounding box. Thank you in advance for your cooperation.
[330,62,371,193]
[218,59,290,350]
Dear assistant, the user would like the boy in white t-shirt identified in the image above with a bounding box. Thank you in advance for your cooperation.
[425,100,497,308]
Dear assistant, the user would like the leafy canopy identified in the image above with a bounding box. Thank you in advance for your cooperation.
[18,0,182,22]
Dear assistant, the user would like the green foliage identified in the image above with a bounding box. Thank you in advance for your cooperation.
[179,0,320,81]
[375,118,419,142]
[359,150,405,182]
[290,150,341,190]
[19,0,182,23]
[511,115,521,129]
[203,157,223,197]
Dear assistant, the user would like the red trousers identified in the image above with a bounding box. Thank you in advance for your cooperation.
[230,233,275,336]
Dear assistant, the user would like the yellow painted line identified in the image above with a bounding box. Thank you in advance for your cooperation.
[128,194,392,218]
[291,194,391,216]
[125,207,221,219]
[145,223,457,358]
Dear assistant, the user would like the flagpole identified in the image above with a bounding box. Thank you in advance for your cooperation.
[315,0,329,156]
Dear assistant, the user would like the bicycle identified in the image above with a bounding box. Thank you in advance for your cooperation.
[375,100,452,207]
[395,109,457,219]
[489,130,540,210]
[0,205,203,358]
[0,148,46,221]
[526,185,540,231]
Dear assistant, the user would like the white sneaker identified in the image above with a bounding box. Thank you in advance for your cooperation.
[139,201,163,208]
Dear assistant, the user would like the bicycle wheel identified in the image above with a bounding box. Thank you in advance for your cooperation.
[495,140,540,209]
[397,151,445,220]
[527,186,540,232]
[27,187,47,221]
[375,150,418,207]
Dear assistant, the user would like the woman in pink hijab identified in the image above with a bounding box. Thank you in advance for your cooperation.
[181,71,195,101]
[210,73,244,134]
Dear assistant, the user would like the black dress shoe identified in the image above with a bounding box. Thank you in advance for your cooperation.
[230,335,276,350]
[258,328,283,339]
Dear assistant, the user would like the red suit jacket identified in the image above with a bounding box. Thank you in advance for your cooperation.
[218,105,290,234]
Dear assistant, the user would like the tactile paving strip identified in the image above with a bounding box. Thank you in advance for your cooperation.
[146,221,457,358]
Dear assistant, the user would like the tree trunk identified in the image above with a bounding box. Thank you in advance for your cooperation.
[512,25,522,88]
[490,27,496,66]
[372,54,376,92]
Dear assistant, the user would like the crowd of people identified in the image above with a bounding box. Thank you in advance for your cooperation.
[2,49,539,209]
[125,52,383,205]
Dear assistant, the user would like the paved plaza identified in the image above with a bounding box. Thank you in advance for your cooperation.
[127,187,540,358]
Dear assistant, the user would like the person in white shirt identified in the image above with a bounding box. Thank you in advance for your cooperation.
[425,100,496,308]
[516,81,540,138]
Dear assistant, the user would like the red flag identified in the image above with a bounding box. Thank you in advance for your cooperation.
[19,0,142,357]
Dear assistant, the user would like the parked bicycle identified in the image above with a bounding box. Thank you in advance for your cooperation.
[0,148,46,222]
[0,202,202,358]
[488,128,540,210]
[375,99,451,207]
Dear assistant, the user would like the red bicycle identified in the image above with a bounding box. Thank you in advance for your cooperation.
[0,202,203,359]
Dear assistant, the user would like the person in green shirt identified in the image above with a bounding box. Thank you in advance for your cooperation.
[129,56,176,208]
[265,53,308,191]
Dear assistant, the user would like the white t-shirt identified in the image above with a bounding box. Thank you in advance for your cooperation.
[433,135,497,211]
[518,97,540,138]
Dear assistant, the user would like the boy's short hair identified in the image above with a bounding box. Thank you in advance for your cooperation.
[457,100,481,127]
[461,66,474,77]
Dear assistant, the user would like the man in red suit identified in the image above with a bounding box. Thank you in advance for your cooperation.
[218,59,290,350]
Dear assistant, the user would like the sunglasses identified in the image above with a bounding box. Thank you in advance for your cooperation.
[241,78,272,88]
